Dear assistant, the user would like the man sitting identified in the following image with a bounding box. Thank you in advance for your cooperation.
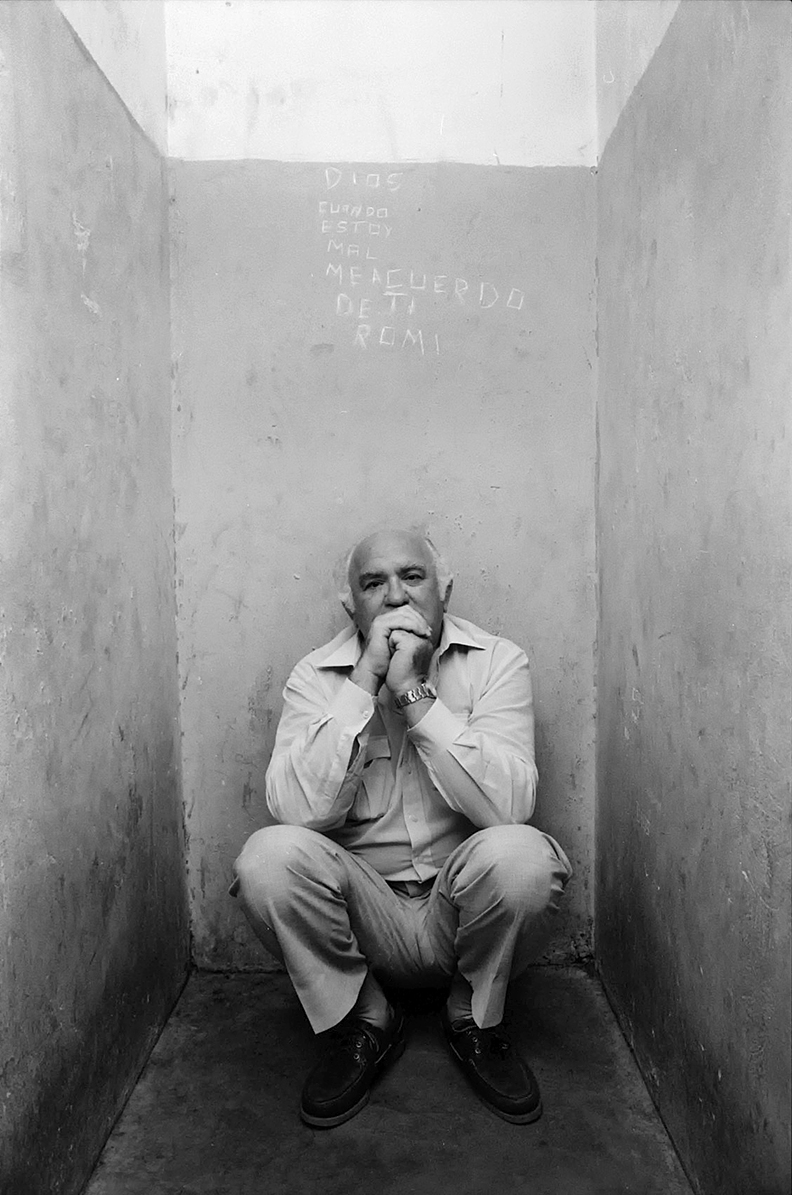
[232,528,572,1127]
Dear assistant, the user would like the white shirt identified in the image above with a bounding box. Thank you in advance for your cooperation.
[265,614,539,882]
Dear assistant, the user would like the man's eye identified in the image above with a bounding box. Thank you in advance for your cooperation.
[364,581,382,591]
[404,574,423,583]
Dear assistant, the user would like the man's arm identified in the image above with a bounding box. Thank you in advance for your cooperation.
[397,636,538,827]
[265,661,376,830]
[265,608,434,830]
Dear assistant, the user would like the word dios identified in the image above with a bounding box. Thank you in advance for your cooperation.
[325,167,404,192]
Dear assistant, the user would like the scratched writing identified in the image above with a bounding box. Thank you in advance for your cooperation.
[320,202,394,250]
[353,327,440,356]
[327,244,380,259]
[325,167,403,191]
[316,165,527,355]
[326,263,524,312]
[336,293,417,319]
[319,203,390,217]
[322,222,393,238]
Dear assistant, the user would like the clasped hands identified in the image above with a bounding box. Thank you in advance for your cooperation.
[350,608,435,701]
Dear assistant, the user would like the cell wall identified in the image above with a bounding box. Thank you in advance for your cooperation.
[596,3,791,1192]
[0,4,188,1191]
[169,159,597,968]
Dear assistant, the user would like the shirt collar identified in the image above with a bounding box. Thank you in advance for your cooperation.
[317,614,486,671]
[316,628,362,670]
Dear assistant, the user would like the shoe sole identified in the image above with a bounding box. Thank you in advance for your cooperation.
[446,1038,543,1125]
[300,1034,407,1128]
[485,1099,543,1125]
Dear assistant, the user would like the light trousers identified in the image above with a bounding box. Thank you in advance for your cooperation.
[232,822,572,1034]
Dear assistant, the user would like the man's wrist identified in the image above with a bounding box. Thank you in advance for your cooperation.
[393,679,435,707]
[397,683,436,727]
[350,664,382,696]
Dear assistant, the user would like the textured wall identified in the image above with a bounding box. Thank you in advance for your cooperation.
[54,0,167,153]
[0,4,188,1192]
[596,0,681,155]
[596,4,791,1193]
[166,0,595,166]
[170,159,597,970]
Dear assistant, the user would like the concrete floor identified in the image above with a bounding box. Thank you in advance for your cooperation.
[84,968,692,1195]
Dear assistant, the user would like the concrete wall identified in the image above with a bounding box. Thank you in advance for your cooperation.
[596,4,791,1194]
[596,0,681,155]
[168,1,597,971]
[166,0,596,982]
[54,0,167,153]
[3,4,788,1192]
[0,4,188,1192]
[166,0,595,166]
[171,158,597,969]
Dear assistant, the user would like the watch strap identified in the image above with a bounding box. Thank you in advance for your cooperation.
[394,682,436,709]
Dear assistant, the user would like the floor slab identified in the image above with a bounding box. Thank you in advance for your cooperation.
[84,968,692,1195]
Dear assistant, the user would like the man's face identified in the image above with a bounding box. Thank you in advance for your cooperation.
[347,530,449,646]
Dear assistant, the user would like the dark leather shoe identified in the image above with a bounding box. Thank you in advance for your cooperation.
[300,1010,406,1127]
[442,1009,542,1124]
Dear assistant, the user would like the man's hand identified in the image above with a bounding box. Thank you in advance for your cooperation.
[350,609,433,695]
[385,629,434,698]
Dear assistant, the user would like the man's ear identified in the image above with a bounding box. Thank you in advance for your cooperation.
[339,591,355,620]
[442,578,453,610]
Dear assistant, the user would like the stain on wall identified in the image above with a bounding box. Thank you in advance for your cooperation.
[596,3,791,1193]
[169,159,597,970]
[0,4,188,1192]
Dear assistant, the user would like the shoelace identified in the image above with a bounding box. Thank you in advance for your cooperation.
[488,1030,512,1058]
[460,1022,512,1058]
[330,1025,376,1062]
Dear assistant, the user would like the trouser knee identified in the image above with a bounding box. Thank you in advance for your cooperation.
[447,823,570,915]
[233,824,332,910]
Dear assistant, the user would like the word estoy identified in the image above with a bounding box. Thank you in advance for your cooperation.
[323,224,393,239]
[319,203,393,240]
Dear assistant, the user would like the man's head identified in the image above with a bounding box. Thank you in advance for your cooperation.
[340,529,453,647]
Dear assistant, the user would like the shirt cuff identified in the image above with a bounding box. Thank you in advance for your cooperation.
[406,697,464,753]
[329,676,376,732]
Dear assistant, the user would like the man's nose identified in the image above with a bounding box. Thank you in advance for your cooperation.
[385,577,408,606]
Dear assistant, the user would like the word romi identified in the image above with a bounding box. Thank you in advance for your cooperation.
[353,326,440,356]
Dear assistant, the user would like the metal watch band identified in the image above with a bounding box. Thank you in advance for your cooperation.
[394,682,436,709]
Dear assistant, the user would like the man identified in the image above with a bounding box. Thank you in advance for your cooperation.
[232,528,571,1128]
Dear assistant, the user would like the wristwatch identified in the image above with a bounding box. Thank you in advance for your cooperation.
[394,681,437,709]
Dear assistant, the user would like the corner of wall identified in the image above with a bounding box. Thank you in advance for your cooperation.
[595,0,682,160]
[54,0,167,154]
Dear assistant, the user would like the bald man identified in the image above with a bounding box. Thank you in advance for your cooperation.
[232,529,571,1128]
